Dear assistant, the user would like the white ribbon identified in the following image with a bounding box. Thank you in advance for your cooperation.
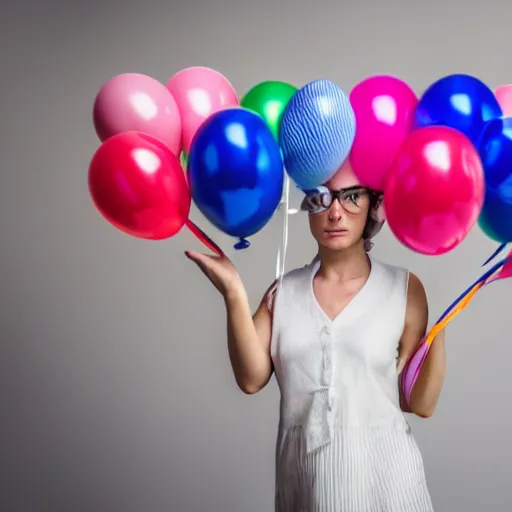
[275,174,293,282]
[275,179,289,281]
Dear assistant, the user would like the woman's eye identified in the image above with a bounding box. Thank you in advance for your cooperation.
[311,196,321,207]
[348,193,361,204]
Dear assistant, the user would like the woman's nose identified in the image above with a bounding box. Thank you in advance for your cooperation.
[328,199,343,221]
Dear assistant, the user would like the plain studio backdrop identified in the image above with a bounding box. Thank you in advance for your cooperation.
[1,0,511,510]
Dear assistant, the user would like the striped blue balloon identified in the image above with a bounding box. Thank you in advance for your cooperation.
[279,79,356,190]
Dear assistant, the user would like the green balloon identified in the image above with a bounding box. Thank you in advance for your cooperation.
[240,81,298,140]
[180,151,188,169]
[478,213,506,243]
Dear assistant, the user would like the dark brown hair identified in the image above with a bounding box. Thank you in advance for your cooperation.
[362,191,384,252]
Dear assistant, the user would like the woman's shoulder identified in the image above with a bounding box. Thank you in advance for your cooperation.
[262,260,315,313]
[371,255,409,276]
[369,257,411,295]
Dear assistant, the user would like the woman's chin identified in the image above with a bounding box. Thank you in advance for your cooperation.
[320,235,357,251]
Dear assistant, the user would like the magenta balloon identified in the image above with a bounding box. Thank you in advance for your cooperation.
[400,339,429,410]
[349,75,418,190]
[93,73,182,156]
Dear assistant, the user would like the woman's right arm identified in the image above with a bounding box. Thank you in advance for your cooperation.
[185,250,275,395]
[224,281,276,394]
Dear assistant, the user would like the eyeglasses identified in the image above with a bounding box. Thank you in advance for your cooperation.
[300,185,376,215]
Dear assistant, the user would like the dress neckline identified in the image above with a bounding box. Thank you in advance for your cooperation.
[309,255,380,327]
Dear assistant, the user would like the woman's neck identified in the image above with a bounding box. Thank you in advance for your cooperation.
[316,242,370,282]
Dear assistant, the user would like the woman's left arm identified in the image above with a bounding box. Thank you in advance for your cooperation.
[397,272,446,418]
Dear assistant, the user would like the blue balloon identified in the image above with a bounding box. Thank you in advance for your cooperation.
[188,107,284,249]
[279,79,356,190]
[476,117,512,243]
[413,74,503,145]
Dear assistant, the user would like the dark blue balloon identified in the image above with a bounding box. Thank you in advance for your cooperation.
[413,74,503,145]
[476,117,512,243]
[188,107,284,249]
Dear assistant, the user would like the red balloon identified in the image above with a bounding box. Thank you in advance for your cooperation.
[88,131,191,240]
[384,126,485,255]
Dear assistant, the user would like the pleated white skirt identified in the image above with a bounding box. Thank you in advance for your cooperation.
[275,425,434,512]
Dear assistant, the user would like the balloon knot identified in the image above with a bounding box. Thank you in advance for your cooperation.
[234,238,251,250]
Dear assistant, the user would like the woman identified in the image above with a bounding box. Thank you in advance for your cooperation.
[186,160,446,512]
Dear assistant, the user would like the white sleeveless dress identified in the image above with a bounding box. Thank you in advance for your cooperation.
[268,256,434,512]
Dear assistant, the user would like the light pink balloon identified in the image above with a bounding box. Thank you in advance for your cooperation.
[495,85,512,116]
[166,66,239,153]
[93,73,182,156]
[349,75,418,190]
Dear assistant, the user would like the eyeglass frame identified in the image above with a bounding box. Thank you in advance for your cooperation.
[300,185,382,215]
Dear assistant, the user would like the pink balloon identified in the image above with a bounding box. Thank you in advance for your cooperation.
[495,85,512,116]
[384,126,485,255]
[399,338,429,411]
[497,247,512,280]
[166,66,239,153]
[93,73,182,156]
[349,75,418,190]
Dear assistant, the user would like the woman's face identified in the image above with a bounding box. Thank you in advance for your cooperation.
[306,167,371,252]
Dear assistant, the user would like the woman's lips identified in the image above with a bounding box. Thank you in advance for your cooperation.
[324,229,348,237]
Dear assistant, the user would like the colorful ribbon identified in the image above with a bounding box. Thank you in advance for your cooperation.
[400,246,511,410]
[185,219,224,257]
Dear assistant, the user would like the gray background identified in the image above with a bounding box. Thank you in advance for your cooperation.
[2,0,511,510]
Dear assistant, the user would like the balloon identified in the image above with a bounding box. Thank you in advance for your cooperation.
[188,108,284,249]
[279,79,356,190]
[413,73,503,146]
[476,117,512,243]
[180,151,188,169]
[497,247,512,280]
[495,85,512,116]
[400,338,429,411]
[88,131,190,240]
[384,126,485,255]
[166,66,239,154]
[93,73,182,155]
[349,75,418,190]
[240,81,297,140]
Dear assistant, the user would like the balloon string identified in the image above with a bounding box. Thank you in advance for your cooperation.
[282,176,291,281]
[185,219,224,257]
[424,282,483,347]
[401,249,510,410]
[424,253,509,347]
[481,242,507,267]
[436,255,508,324]
[275,174,291,282]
